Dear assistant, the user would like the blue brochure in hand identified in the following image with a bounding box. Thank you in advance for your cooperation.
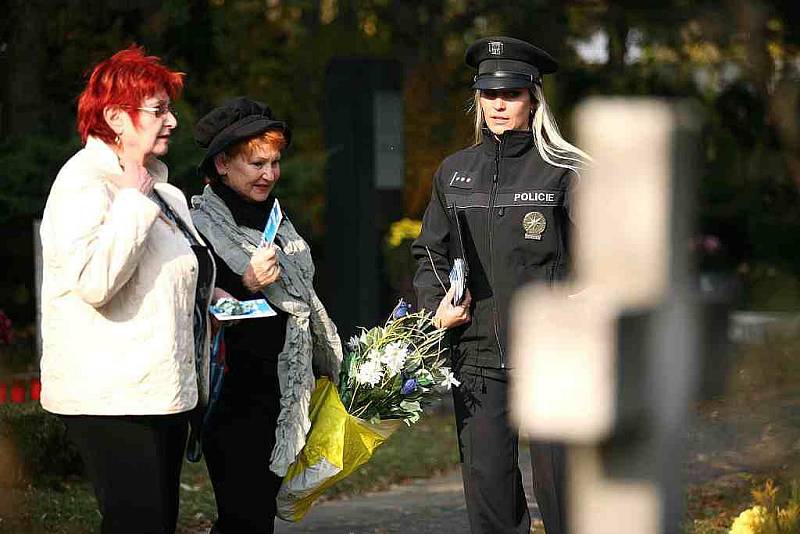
[260,198,283,247]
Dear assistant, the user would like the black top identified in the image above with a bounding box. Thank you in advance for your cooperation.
[202,181,288,381]
[411,128,576,369]
[150,191,214,384]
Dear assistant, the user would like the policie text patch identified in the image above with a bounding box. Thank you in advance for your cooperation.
[495,189,564,207]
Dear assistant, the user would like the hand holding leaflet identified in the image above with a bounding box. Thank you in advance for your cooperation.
[214,200,283,320]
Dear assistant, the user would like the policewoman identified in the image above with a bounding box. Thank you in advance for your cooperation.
[412,36,591,534]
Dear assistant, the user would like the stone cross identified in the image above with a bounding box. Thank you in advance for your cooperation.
[509,99,713,534]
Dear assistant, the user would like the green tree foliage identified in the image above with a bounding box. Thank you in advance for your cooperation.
[0,0,798,316]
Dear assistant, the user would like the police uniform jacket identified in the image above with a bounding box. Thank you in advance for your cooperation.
[412,127,576,369]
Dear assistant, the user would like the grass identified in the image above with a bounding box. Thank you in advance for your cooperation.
[685,475,800,534]
[6,333,800,533]
[0,410,460,534]
[0,480,100,534]
[685,474,763,534]
[325,409,459,498]
[684,428,800,534]
[683,334,800,533]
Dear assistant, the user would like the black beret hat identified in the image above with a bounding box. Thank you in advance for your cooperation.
[465,36,558,90]
[194,97,291,178]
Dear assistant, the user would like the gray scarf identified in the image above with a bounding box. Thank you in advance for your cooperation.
[191,185,342,476]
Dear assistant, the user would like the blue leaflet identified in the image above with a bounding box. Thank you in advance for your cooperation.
[261,198,283,247]
[210,297,277,320]
[449,258,466,306]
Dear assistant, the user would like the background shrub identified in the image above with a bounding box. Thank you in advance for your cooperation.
[0,403,83,487]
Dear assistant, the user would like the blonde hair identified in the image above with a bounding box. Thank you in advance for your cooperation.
[472,85,591,174]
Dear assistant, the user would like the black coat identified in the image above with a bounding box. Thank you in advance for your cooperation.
[412,128,577,368]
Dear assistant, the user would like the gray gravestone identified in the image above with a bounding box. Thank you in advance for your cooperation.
[322,58,404,337]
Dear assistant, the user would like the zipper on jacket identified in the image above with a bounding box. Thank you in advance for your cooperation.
[549,247,562,286]
[488,136,506,368]
[548,209,565,286]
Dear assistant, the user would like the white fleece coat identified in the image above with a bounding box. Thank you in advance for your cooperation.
[39,137,211,415]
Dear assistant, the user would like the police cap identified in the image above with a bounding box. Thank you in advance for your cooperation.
[465,36,558,90]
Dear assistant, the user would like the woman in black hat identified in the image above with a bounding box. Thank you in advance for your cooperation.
[190,97,342,534]
[412,37,591,534]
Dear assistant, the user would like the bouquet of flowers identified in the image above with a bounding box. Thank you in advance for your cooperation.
[276,299,455,521]
[338,298,457,425]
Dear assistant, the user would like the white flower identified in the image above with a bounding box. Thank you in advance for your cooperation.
[355,359,383,386]
[346,335,360,352]
[380,342,408,376]
[439,367,460,389]
[365,349,382,362]
[359,331,369,345]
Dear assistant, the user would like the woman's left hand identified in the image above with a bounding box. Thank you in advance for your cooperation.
[209,288,237,334]
[209,288,227,335]
[212,287,234,304]
[433,287,472,329]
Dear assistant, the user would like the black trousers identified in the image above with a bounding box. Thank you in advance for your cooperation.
[452,366,567,534]
[203,365,283,534]
[60,412,190,534]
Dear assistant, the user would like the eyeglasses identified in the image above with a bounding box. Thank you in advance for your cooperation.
[137,102,177,118]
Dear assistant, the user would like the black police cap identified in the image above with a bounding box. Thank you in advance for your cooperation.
[195,97,291,178]
[465,36,558,90]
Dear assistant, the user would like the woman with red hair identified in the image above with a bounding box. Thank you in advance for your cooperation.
[39,45,216,534]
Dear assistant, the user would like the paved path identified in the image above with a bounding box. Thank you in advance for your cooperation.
[274,448,541,534]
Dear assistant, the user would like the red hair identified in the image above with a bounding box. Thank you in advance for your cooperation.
[225,130,287,160]
[76,44,184,144]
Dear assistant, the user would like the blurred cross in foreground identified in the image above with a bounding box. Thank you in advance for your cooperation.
[510,99,729,534]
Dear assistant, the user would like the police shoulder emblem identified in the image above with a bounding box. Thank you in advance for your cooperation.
[523,211,546,240]
[488,41,503,55]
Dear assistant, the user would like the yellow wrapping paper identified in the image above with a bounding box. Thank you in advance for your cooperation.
[276,377,401,522]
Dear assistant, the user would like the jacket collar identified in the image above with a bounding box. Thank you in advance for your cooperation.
[480,127,535,158]
[85,136,168,183]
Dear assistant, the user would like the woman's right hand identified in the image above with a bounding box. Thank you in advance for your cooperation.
[243,245,281,292]
[117,156,154,195]
[433,286,472,329]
